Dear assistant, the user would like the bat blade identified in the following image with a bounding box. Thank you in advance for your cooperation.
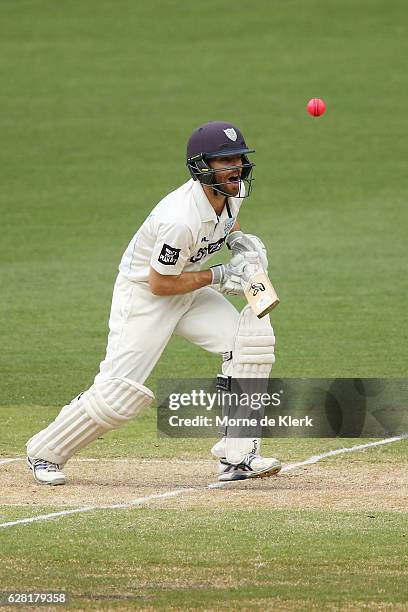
[244,271,280,318]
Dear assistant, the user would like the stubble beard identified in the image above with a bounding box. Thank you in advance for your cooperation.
[213,173,241,198]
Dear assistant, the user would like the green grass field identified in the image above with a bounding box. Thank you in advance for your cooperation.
[1,1,407,610]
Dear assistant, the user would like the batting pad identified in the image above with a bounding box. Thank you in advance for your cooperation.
[225,305,275,464]
[26,377,154,465]
[232,305,275,378]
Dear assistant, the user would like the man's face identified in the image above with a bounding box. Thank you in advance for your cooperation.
[209,155,243,197]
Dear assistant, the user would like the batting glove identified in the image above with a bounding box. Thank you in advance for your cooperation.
[210,252,258,296]
[226,231,268,271]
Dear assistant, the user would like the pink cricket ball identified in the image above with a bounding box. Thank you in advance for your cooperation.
[307,98,326,117]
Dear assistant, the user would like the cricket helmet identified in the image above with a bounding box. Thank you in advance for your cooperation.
[186,121,255,197]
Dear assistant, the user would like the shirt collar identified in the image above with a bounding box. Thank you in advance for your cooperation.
[191,179,220,223]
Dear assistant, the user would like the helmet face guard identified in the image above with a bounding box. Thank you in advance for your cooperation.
[186,121,256,198]
[187,152,255,198]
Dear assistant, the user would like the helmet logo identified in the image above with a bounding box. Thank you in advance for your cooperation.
[223,128,237,141]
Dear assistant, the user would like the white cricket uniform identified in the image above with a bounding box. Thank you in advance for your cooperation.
[94,178,245,385]
[25,177,276,469]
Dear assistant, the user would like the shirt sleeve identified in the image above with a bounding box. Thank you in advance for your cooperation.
[150,221,193,275]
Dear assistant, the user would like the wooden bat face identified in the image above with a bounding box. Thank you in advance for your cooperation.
[244,271,280,318]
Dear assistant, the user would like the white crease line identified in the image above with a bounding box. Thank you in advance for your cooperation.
[0,489,198,528]
[0,506,98,527]
[0,434,406,529]
[280,434,408,473]
[102,488,197,510]
[76,458,213,464]
[0,458,211,465]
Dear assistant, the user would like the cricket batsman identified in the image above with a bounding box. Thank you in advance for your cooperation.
[26,121,282,485]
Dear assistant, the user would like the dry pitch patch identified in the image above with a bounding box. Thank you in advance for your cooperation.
[1,456,407,513]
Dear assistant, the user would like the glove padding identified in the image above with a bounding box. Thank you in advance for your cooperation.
[226,231,268,271]
[211,252,260,296]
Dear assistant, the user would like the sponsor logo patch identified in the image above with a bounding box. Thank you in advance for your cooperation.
[250,281,266,296]
[224,218,235,235]
[158,243,180,266]
[189,236,226,263]
[208,236,225,254]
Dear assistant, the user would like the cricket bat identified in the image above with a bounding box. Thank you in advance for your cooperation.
[244,270,280,318]
[239,249,280,318]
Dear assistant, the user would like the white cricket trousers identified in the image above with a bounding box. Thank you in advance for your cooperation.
[94,273,239,385]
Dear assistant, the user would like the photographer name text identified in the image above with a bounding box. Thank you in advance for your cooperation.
[168,415,313,428]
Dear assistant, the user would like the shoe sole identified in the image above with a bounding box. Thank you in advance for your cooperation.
[219,463,282,482]
[26,458,66,486]
[34,475,66,486]
[249,464,282,480]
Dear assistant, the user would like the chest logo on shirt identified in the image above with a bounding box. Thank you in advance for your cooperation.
[158,243,180,266]
[190,236,226,263]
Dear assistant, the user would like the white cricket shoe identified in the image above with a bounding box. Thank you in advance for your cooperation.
[218,453,281,481]
[210,437,226,459]
[27,457,67,486]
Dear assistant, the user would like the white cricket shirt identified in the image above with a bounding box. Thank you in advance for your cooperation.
[119,179,244,282]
